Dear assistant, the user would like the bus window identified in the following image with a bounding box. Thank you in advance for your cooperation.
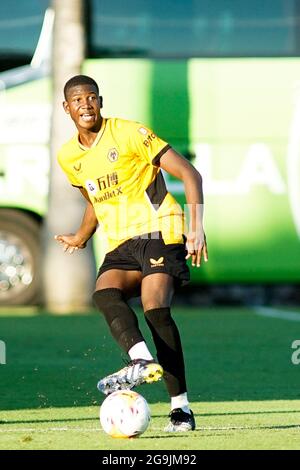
[0,0,49,71]
[89,0,300,58]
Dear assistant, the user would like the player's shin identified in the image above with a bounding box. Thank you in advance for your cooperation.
[144,307,187,397]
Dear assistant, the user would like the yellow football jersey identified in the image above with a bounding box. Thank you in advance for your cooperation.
[58,118,184,253]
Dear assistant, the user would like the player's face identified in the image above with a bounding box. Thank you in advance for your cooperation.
[63,84,102,131]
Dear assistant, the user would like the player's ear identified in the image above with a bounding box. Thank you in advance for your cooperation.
[63,100,70,114]
[99,96,103,109]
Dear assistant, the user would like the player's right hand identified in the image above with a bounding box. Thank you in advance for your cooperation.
[54,234,87,254]
[185,230,208,267]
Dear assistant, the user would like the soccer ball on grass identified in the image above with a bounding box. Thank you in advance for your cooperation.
[100,390,150,438]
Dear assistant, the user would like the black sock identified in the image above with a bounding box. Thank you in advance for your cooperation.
[93,288,144,353]
[145,307,187,397]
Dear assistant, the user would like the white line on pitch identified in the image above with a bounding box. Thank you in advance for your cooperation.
[253,307,300,322]
[0,425,286,433]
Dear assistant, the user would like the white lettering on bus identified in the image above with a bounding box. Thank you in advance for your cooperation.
[0,340,6,365]
[193,143,286,195]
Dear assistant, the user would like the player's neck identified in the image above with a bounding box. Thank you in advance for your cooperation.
[78,116,103,148]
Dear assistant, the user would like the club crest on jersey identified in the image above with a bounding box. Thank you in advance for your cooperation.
[85,179,98,195]
[107,148,119,163]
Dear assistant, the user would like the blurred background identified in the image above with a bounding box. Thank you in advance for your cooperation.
[0,0,300,310]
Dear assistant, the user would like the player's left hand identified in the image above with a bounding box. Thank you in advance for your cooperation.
[185,230,208,267]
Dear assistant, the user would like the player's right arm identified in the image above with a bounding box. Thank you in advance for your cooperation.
[54,188,98,254]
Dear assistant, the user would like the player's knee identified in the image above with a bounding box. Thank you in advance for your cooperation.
[92,287,131,330]
[92,288,123,313]
[93,288,142,352]
[142,295,171,312]
[143,301,169,312]
[144,307,172,327]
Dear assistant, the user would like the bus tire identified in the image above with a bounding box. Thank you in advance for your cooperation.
[0,209,41,306]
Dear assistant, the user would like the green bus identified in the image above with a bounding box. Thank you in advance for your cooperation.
[1,0,300,305]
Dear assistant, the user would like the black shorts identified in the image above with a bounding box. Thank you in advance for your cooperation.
[97,232,190,287]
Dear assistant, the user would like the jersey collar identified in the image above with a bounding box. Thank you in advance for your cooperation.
[77,118,106,151]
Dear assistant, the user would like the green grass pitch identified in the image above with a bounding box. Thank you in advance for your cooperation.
[0,306,300,450]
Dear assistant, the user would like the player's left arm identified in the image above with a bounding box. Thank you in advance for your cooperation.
[159,148,208,268]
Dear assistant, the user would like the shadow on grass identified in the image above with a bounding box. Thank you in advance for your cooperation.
[195,424,300,432]
[140,434,191,440]
[1,308,300,411]
[198,410,300,418]
[153,410,300,419]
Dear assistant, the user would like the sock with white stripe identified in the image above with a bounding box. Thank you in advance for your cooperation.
[128,341,154,361]
[171,392,191,414]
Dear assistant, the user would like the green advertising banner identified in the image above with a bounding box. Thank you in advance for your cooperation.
[187,58,300,282]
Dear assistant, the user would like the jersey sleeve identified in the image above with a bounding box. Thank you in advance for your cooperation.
[129,122,171,167]
[57,151,83,188]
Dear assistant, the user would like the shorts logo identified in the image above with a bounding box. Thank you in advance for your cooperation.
[85,179,98,195]
[150,257,164,267]
[108,148,119,163]
[138,127,148,135]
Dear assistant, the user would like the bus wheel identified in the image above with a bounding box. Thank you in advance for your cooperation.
[0,209,41,306]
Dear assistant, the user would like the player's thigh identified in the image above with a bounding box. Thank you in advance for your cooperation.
[141,273,175,311]
[95,269,142,299]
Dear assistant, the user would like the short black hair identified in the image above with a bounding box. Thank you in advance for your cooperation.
[64,75,99,100]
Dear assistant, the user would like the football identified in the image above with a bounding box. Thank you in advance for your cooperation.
[100,390,151,438]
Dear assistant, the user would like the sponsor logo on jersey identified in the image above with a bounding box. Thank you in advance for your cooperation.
[97,172,119,191]
[150,257,164,267]
[138,127,148,135]
[85,179,98,194]
[93,187,123,204]
[107,148,119,162]
[143,133,157,147]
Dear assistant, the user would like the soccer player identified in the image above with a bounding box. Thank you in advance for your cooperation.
[55,75,208,432]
